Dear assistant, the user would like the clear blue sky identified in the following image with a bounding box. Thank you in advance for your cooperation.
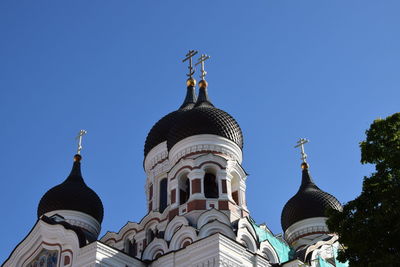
[1,0,399,262]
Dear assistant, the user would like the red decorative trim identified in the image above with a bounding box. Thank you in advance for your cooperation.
[171,189,176,204]
[182,150,228,161]
[191,179,201,194]
[181,237,193,248]
[168,208,179,221]
[105,217,168,243]
[171,161,226,180]
[218,200,229,210]
[149,157,168,171]
[187,199,206,212]
[221,180,227,193]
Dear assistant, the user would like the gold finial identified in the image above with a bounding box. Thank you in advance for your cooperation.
[294,138,309,164]
[301,162,309,169]
[198,79,208,89]
[75,130,87,155]
[186,77,196,87]
[195,54,211,81]
[74,154,82,162]
[182,50,198,79]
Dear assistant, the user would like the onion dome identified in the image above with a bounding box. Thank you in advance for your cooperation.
[144,80,197,156]
[167,81,243,150]
[281,163,342,232]
[37,154,104,223]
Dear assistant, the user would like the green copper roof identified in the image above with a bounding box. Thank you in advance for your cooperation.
[250,219,293,263]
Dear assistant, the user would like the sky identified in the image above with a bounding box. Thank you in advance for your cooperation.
[1,0,399,263]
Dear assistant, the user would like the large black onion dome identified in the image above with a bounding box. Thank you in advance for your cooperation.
[144,85,197,156]
[167,85,243,150]
[281,164,342,232]
[37,155,104,223]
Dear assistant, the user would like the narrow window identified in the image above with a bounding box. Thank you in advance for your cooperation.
[159,178,168,213]
[204,173,219,198]
[147,229,155,244]
[231,174,240,204]
[127,239,137,256]
[179,174,190,205]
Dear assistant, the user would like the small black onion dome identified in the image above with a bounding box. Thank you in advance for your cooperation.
[37,155,104,223]
[281,163,342,232]
[144,84,197,156]
[167,83,243,150]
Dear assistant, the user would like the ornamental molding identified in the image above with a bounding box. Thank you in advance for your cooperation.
[285,217,329,244]
[169,225,198,251]
[144,141,169,173]
[169,134,243,166]
[198,220,236,240]
[197,208,231,229]
[3,220,80,267]
[100,211,167,244]
[142,238,168,261]
[164,215,189,241]
[168,153,228,181]
[78,241,145,266]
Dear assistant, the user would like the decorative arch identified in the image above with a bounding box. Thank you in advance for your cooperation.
[259,240,280,264]
[236,226,258,252]
[197,209,231,229]
[164,216,189,242]
[141,238,168,261]
[193,153,228,170]
[198,220,235,240]
[169,225,197,250]
[144,220,159,245]
[237,218,258,241]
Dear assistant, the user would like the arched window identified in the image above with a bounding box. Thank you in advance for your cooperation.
[204,173,219,198]
[159,178,168,213]
[147,228,155,244]
[179,174,190,205]
[126,238,137,257]
[231,173,240,205]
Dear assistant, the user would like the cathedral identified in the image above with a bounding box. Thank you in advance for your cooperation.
[3,51,348,267]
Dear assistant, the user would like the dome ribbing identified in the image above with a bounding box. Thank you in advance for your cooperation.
[144,85,196,156]
[167,86,243,150]
[281,166,342,232]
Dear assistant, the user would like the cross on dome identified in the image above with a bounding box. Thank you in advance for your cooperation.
[76,129,87,155]
[195,54,211,81]
[182,50,198,79]
[294,138,309,163]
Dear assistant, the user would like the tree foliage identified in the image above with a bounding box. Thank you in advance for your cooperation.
[326,113,400,266]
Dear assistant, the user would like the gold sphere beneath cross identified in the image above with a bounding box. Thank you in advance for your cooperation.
[186,78,196,87]
[199,80,208,88]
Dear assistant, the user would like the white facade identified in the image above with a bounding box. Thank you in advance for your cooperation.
[3,80,346,266]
